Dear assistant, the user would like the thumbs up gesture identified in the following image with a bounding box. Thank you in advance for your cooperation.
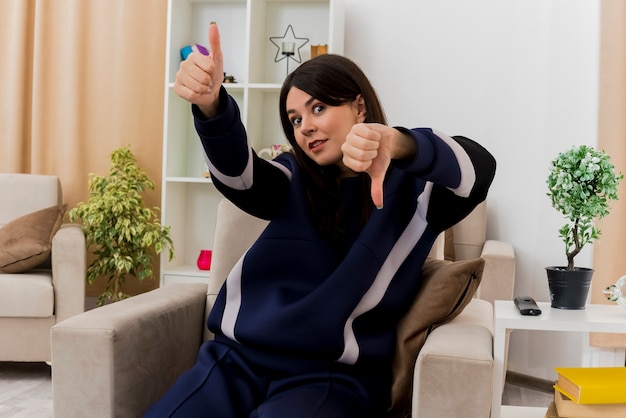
[342,124,416,209]
[174,22,224,118]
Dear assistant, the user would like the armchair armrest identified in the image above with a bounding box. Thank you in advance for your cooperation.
[476,239,516,304]
[51,283,208,418]
[51,224,86,322]
[412,299,493,418]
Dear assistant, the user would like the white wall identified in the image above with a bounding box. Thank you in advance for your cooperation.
[343,0,601,380]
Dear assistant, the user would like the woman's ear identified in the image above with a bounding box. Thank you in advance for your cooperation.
[355,94,367,122]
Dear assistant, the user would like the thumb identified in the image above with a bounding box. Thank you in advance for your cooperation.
[364,124,391,210]
[208,22,223,63]
[369,172,384,210]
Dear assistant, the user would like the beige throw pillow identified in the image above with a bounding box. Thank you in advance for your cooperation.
[0,204,66,273]
[387,257,485,418]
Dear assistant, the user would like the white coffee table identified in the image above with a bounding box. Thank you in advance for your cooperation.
[492,300,626,418]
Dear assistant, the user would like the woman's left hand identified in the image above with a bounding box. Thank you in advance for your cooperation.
[342,123,395,209]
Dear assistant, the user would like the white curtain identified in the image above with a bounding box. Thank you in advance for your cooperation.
[591,0,626,348]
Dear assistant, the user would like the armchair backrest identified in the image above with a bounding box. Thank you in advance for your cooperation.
[0,173,62,227]
[203,199,268,340]
[208,199,269,298]
[452,200,487,261]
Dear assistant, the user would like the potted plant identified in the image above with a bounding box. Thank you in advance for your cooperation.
[69,146,174,306]
[546,144,622,309]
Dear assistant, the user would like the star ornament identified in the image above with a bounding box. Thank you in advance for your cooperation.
[270,25,309,64]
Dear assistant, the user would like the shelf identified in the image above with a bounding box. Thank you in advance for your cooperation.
[163,264,211,277]
[223,83,245,91]
[160,182,221,273]
[166,176,212,184]
[249,1,331,84]
[189,0,245,4]
[161,0,344,286]
[247,83,282,91]
[167,82,278,91]
[166,0,247,85]
[162,266,210,286]
[265,0,331,3]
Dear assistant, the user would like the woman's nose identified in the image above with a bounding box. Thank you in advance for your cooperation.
[300,117,316,135]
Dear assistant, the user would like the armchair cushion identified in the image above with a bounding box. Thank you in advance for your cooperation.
[0,271,53,317]
[0,204,65,273]
[388,257,485,417]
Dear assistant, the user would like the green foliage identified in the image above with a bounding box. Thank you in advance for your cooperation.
[69,146,174,306]
[547,145,622,270]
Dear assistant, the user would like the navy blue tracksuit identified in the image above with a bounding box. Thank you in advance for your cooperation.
[144,88,495,417]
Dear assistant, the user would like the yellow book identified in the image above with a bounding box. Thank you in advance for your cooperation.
[554,389,626,418]
[554,367,626,404]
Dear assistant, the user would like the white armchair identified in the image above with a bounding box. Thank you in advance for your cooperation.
[51,199,515,417]
[0,173,86,362]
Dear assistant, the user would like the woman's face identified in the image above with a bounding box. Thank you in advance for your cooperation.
[285,87,365,173]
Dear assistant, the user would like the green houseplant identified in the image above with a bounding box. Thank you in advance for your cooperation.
[69,146,174,306]
[546,144,622,309]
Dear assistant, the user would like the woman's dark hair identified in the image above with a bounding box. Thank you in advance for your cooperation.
[279,54,387,252]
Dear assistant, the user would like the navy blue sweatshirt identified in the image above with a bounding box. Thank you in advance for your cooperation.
[194,87,495,370]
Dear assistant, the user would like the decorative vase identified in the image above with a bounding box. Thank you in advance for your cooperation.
[197,249,212,270]
[603,275,626,309]
[546,266,594,310]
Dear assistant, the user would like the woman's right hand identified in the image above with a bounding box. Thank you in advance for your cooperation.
[173,22,224,118]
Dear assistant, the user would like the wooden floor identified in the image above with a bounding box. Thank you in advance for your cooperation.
[0,363,52,418]
[0,361,553,417]
[501,377,553,409]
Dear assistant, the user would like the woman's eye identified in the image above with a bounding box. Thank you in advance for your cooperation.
[291,116,302,126]
[313,104,324,114]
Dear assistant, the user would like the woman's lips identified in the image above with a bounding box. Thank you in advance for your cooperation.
[309,139,327,152]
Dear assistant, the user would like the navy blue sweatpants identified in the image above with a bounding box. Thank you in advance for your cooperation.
[143,338,379,418]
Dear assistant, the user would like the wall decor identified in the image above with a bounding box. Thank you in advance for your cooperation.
[269,24,309,76]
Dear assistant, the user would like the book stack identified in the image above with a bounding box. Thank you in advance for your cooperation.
[544,367,626,418]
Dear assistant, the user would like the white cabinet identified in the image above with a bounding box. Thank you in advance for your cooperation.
[160,0,345,285]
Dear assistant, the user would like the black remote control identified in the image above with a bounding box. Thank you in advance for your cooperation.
[514,296,542,316]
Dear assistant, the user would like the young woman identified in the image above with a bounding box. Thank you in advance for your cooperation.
[144,23,496,418]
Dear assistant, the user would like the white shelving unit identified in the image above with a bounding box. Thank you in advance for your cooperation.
[160,0,345,286]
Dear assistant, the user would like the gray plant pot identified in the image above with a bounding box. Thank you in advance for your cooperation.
[546,266,594,310]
